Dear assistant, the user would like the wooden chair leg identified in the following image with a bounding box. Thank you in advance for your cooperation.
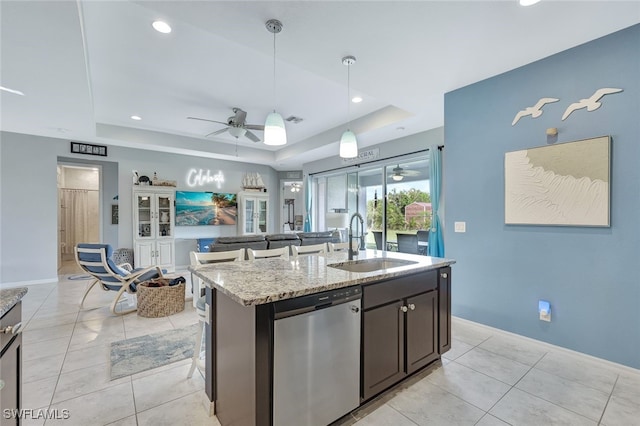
[79,279,100,310]
[110,285,137,316]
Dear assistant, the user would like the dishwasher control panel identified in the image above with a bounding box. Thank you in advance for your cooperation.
[273,286,361,319]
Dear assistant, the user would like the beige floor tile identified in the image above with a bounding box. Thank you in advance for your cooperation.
[475,414,511,426]
[451,318,493,346]
[61,343,111,373]
[456,347,530,385]
[426,361,511,411]
[22,353,65,384]
[355,403,417,425]
[601,394,640,426]
[22,335,71,362]
[535,351,619,394]
[104,415,138,426]
[490,388,597,425]
[22,376,58,410]
[611,372,640,404]
[132,363,205,412]
[21,323,75,345]
[136,391,221,426]
[478,334,548,366]
[24,311,79,331]
[46,382,135,426]
[442,338,475,361]
[516,367,609,421]
[52,362,130,404]
[387,379,485,425]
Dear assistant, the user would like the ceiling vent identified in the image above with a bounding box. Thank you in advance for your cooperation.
[285,116,304,124]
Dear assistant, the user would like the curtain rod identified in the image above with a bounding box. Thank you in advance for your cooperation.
[308,145,443,177]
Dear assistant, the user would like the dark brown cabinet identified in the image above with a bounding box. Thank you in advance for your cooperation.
[1,302,22,426]
[438,267,452,355]
[361,271,441,401]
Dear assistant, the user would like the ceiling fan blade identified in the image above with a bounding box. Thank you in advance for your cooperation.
[403,170,421,176]
[232,108,247,125]
[245,131,261,142]
[187,117,229,126]
[244,124,265,131]
[205,128,228,137]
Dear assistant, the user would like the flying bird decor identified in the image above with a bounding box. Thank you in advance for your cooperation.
[512,98,560,126]
[561,88,623,121]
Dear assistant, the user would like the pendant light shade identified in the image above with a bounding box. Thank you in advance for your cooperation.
[339,56,358,159]
[265,19,287,146]
[264,111,287,146]
[339,130,358,158]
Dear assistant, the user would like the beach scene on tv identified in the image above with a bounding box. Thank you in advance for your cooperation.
[175,191,237,226]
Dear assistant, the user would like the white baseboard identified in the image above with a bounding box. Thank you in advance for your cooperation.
[453,316,640,376]
[0,277,58,289]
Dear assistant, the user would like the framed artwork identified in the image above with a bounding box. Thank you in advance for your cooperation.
[505,136,610,227]
[111,204,119,224]
[175,191,237,226]
[70,141,107,156]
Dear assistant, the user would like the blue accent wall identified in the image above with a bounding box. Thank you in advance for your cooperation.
[444,24,640,368]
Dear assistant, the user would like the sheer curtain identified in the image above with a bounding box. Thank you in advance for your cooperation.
[60,189,89,254]
[428,146,444,257]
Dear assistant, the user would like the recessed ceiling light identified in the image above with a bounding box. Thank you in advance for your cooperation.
[351,96,363,103]
[131,115,142,121]
[519,0,541,6]
[152,20,172,34]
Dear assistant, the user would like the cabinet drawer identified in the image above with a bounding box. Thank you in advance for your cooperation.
[1,302,21,351]
[362,271,437,310]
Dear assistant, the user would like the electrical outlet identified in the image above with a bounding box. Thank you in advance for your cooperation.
[454,222,466,233]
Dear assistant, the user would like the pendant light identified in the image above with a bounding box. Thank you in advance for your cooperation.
[264,19,287,146]
[339,55,358,158]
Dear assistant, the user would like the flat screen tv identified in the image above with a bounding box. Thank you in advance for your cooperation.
[175,191,237,226]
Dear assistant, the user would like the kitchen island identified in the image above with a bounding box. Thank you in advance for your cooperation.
[191,249,455,426]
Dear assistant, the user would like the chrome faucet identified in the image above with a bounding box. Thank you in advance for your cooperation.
[348,212,365,260]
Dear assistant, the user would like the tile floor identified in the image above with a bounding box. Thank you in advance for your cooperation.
[17,268,640,426]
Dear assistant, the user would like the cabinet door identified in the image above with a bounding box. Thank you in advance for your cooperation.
[362,300,405,401]
[156,240,174,270]
[156,193,173,238]
[135,193,153,238]
[257,198,268,234]
[406,291,438,374]
[135,241,155,269]
[438,267,452,354]
[0,312,21,426]
[243,198,256,234]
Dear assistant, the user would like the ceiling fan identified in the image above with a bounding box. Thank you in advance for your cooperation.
[389,165,421,181]
[188,107,264,142]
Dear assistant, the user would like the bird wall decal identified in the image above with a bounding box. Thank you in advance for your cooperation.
[561,88,623,120]
[512,98,560,126]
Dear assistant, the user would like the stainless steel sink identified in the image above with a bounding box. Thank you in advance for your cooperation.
[328,258,417,273]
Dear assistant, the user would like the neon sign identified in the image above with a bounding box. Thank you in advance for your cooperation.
[186,169,224,188]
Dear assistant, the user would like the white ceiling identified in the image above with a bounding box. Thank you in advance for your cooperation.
[1,1,638,170]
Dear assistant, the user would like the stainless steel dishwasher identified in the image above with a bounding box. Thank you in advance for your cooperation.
[273,286,361,426]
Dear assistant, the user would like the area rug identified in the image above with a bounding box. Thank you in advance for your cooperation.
[110,323,199,380]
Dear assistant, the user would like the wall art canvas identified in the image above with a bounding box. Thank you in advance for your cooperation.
[505,136,610,226]
[175,191,237,226]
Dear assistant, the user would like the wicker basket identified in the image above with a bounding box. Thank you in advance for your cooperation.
[137,280,185,318]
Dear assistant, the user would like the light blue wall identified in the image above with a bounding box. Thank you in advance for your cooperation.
[444,25,640,368]
[0,131,279,284]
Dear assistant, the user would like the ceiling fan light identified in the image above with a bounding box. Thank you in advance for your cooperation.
[264,112,287,146]
[228,127,247,138]
[339,130,358,158]
[392,174,404,181]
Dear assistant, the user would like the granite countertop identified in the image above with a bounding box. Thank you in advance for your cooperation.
[190,250,455,306]
[0,287,28,317]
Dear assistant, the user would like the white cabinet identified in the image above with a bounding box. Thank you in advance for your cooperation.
[133,187,175,271]
[238,191,269,235]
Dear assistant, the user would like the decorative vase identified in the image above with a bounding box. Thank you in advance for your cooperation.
[160,211,169,223]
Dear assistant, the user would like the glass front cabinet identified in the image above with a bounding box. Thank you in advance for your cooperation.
[238,191,269,235]
[133,187,175,271]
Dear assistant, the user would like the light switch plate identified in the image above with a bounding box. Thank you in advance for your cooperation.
[454,222,466,233]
